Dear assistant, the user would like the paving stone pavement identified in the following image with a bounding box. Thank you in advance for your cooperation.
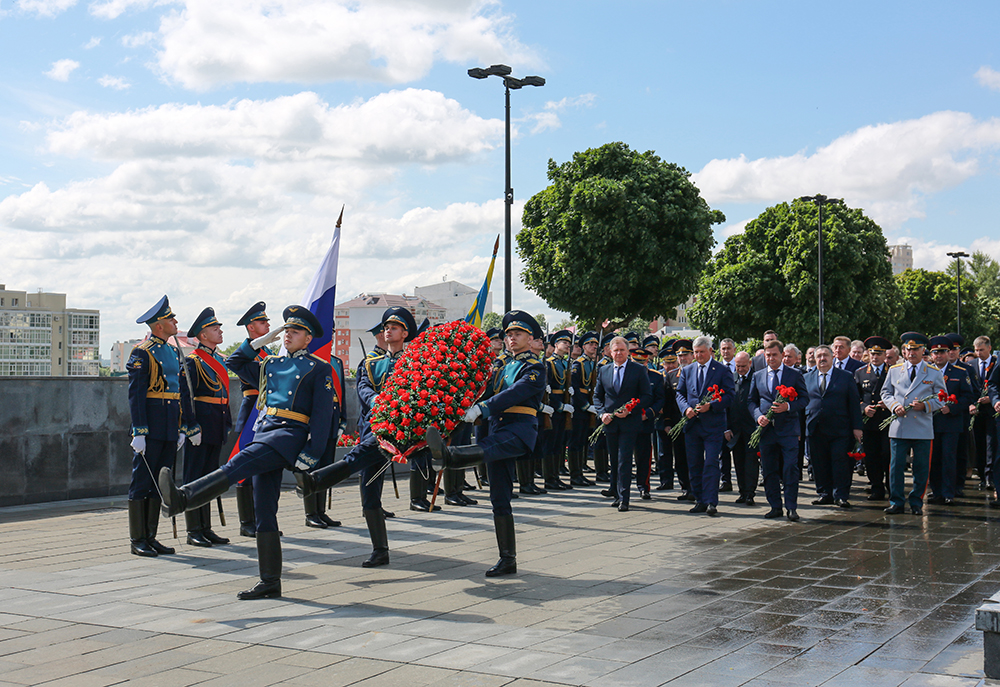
[1,475,999,687]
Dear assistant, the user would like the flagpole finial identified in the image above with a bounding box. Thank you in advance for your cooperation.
[493,234,500,254]
[336,205,345,229]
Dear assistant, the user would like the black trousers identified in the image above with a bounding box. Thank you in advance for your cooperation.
[633,430,653,493]
[809,431,853,501]
[731,434,757,497]
[862,427,891,498]
[129,440,177,500]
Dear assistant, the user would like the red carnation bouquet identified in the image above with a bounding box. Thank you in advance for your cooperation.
[588,398,641,445]
[337,433,359,447]
[878,391,938,431]
[847,442,866,463]
[368,321,493,463]
[931,388,958,415]
[669,384,724,439]
[748,384,798,448]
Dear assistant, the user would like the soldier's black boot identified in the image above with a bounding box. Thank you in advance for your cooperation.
[237,531,281,600]
[361,509,389,567]
[202,505,230,545]
[543,454,569,491]
[304,491,327,528]
[160,467,230,518]
[145,497,174,555]
[569,450,594,487]
[294,459,352,499]
[444,469,464,506]
[129,500,157,557]
[517,460,545,495]
[235,482,256,537]
[409,468,440,512]
[426,427,486,470]
[316,490,341,527]
[185,507,212,547]
[485,514,516,577]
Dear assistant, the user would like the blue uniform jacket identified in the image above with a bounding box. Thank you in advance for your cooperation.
[226,338,271,433]
[546,354,572,411]
[641,368,665,432]
[675,358,735,435]
[127,335,195,441]
[255,350,334,468]
[934,361,975,434]
[477,351,546,432]
[356,350,402,439]
[571,355,598,411]
[804,366,863,438]
[748,364,808,439]
[593,359,654,434]
[184,343,233,445]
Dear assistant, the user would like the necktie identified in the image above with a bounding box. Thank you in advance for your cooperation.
[698,364,705,391]
[771,368,779,393]
[614,365,623,392]
[983,361,988,379]
[910,365,916,383]
[820,372,827,394]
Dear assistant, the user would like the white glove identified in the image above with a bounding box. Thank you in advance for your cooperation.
[586,404,598,415]
[546,384,552,394]
[176,434,186,449]
[189,431,202,446]
[562,404,575,415]
[567,387,574,397]
[251,325,286,350]
[463,405,482,423]
[541,404,554,415]
[131,436,146,455]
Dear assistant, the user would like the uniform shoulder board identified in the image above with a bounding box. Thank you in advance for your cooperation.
[890,362,905,369]
[526,356,540,365]
[926,363,940,370]
[308,353,327,364]
[136,339,155,351]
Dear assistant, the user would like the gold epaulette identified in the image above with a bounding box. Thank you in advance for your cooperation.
[890,362,905,369]
[927,363,940,370]
[309,353,327,364]
[137,339,155,351]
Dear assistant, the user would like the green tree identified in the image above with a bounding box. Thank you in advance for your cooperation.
[688,199,896,345]
[481,311,502,331]
[518,142,724,331]
[894,268,958,337]
[534,313,548,333]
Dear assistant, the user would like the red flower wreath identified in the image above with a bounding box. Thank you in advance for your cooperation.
[368,321,494,463]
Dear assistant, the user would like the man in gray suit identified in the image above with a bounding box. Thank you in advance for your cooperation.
[880,332,946,515]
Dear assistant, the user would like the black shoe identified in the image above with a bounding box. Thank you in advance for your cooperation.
[719,483,733,493]
[812,496,834,505]
[884,504,905,514]
[362,550,390,567]
[382,508,395,519]
[595,473,611,483]
[911,506,923,515]
[203,530,230,545]
[318,513,342,527]
[445,494,469,507]
[486,557,516,577]
[734,494,747,504]
[689,503,708,514]
[570,476,594,487]
[618,503,629,512]
[677,492,696,502]
[764,508,782,519]
[655,483,672,491]
[237,580,281,600]
[640,490,651,501]
[458,493,479,506]
[544,480,570,491]
[240,524,257,537]
[186,531,213,547]
[787,510,800,522]
[835,499,852,509]
[706,505,718,516]
[611,500,621,508]
[745,496,755,506]
[410,499,441,512]
[601,489,616,498]
[143,498,174,555]
[928,496,946,505]
[361,509,389,568]
[867,493,886,501]
[519,484,545,495]
[943,498,955,506]
[147,538,175,555]
[305,513,328,528]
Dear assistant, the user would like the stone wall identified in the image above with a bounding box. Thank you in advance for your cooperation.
[0,376,359,506]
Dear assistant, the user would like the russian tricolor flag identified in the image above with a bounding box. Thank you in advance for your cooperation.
[302,208,344,395]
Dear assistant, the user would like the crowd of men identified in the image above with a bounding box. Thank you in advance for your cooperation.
[123,294,1000,599]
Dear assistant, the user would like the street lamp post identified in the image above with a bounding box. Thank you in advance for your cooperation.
[468,64,545,313]
[799,194,842,345]
[947,251,970,336]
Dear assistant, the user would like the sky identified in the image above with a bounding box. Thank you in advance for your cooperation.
[2,0,1000,350]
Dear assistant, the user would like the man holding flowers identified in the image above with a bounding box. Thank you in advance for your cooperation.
[929,336,975,505]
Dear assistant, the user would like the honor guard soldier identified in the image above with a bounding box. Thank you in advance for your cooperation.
[126,296,195,557]
[592,334,615,483]
[854,336,892,500]
[568,331,600,486]
[633,347,665,499]
[928,336,975,504]
[160,306,334,599]
[367,321,387,358]
[486,327,504,357]
[295,306,421,568]
[517,336,547,495]
[880,332,946,515]
[623,331,640,353]
[225,302,272,537]
[642,335,660,361]
[306,327,347,529]
[426,311,546,576]
[543,330,574,491]
[182,308,233,547]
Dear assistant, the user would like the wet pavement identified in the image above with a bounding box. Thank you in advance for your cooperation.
[1,474,999,686]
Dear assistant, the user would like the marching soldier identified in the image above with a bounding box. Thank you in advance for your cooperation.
[160,306,335,599]
[225,302,272,537]
[568,331,600,486]
[543,330,574,491]
[181,308,233,547]
[126,296,195,557]
[426,311,547,576]
[854,336,892,501]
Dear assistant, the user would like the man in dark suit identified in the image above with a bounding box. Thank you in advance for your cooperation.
[854,336,892,500]
[946,333,976,495]
[749,340,808,520]
[593,336,653,511]
[972,335,996,492]
[929,336,975,504]
[666,340,693,499]
[832,336,863,374]
[726,352,757,505]
[633,348,664,500]
[752,330,779,372]
[675,336,735,515]
[804,344,864,508]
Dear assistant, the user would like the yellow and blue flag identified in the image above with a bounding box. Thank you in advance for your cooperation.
[466,235,500,328]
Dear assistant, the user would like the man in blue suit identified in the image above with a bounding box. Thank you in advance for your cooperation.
[928,336,975,504]
[832,336,864,374]
[675,336,735,515]
[748,339,808,521]
[593,336,653,511]
[804,345,864,508]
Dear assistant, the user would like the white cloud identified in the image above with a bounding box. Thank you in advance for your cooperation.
[122,31,155,47]
[97,75,130,90]
[83,36,102,49]
[975,66,1000,92]
[719,218,750,240]
[521,92,596,134]
[693,111,1000,229]
[152,0,540,90]
[44,59,80,81]
[89,0,157,20]
[17,0,77,17]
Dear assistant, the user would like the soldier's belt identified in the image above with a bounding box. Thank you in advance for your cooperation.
[503,406,538,416]
[264,407,310,423]
[146,392,180,400]
[550,389,565,395]
[243,390,259,397]
[194,396,228,405]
